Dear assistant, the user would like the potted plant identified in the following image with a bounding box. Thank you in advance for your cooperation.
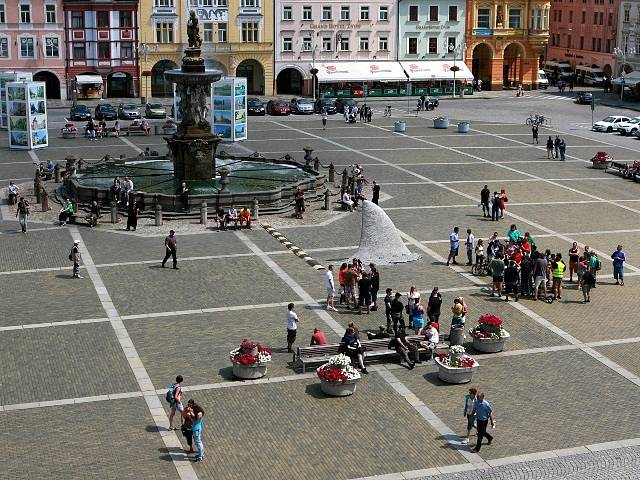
[469,314,510,353]
[433,116,450,129]
[316,354,361,397]
[591,151,612,169]
[61,122,78,139]
[435,345,479,384]
[229,339,272,380]
[162,118,177,134]
[457,121,470,133]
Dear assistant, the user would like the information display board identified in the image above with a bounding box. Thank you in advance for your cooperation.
[211,77,247,142]
[7,81,48,150]
[0,71,32,129]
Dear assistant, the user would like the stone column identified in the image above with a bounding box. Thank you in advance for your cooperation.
[200,201,208,225]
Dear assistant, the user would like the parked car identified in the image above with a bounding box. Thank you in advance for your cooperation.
[617,116,640,135]
[94,103,117,121]
[247,97,265,116]
[69,104,91,121]
[335,98,358,113]
[289,97,314,114]
[575,92,593,105]
[315,98,337,114]
[145,103,167,118]
[118,103,141,120]
[592,115,630,132]
[266,99,290,115]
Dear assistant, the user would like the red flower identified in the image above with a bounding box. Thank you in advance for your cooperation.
[317,365,348,382]
[458,357,476,368]
[233,353,258,365]
[478,314,503,327]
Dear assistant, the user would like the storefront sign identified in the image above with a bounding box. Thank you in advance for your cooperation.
[415,24,452,30]
[310,23,363,29]
[195,7,228,22]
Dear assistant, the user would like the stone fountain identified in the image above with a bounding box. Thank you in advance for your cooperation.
[163,11,222,181]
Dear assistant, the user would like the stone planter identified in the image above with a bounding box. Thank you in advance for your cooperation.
[394,121,406,133]
[457,122,470,133]
[232,363,268,380]
[592,162,610,169]
[62,131,77,139]
[472,332,510,353]
[320,378,358,396]
[435,356,479,384]
[434,118,450,129]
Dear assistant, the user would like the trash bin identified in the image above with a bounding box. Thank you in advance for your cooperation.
[449,324,465,347]
[394,121,406,133]
[457,122,470,133]
[154,124,162,135]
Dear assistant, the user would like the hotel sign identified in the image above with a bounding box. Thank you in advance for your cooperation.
[194,7,228,22]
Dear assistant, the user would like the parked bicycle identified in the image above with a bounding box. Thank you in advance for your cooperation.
[383,105,392,117]
[525,114,551,127]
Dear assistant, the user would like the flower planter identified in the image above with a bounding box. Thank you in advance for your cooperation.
[435,356,479,384]
[434,118,450,129]
[319,378,358,396]
[592,162,610,169]
[62,131,77,139]
[394,121,406,133]
[232,363,268,380]
[457,122,470,133]
[472,332,510,353]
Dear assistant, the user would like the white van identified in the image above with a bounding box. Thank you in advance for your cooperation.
[538,70,549,89]
[542,61,574,81]
[575,66,605,86]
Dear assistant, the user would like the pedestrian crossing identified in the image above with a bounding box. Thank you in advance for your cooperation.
[517,93,575,101]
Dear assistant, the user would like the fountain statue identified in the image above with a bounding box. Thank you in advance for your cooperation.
[164,11,222,180]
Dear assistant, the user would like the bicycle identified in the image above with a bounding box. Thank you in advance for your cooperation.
[383,105,392,117]
[525,114,551,127]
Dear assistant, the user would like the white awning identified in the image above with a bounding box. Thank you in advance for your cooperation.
[316,62,408,83]
[400,61,474,81]
[75,75,103,85]
[612,71,640,85]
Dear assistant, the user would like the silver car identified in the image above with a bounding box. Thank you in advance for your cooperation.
[118,103,141,120]
[290,97,314,114]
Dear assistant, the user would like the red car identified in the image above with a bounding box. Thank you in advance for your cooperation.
[267,100,290,115]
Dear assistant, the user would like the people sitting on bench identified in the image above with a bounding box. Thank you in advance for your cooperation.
[226,205,239,229]
[341,326,368,374]
[110,176,122,204]
[310,328,328,346]
[239,207,252,229]
[122,177,134,205]
[85,120,96,140]
[98,120,107,138]
[130,120,151,135]
[389,328,420,369]
[85,200,101,228]
[418,322,439,360]
[341,190,354,211]
[58,197,75,226]
[7,180,19,205]
[215,207,226,231]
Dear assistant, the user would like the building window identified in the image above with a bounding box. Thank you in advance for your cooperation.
[98,42,110,59]
[71,11,83,28]
[339,35,349,51]
[44,37,59,57]
[322,6,332,20]
[508,8,521,28]
[477,8,490,28]
[558,10,562,22]
[624,7,630,22]
[121,41,133,58]
[303,6,312,20]
[322,36,331,51]
[218,23,227,42]
[597,37,601,51]
[580,36,584,49]
[283,37,293,51]
[283,5,292,20]
[19,37,34,57]
[407,37,418,54]
[0,37,7,57]
[409,5,419,21]
[606,38,611,52]
[241,22,259,42]
[592,37,596,50]
[341,5,350,20]
[45,5,56,23]
[242,0,260,6]
[447,36,456,50]
[608,12,612,25]
[581,10,585,23]
[73,43,85,59]
[379,6,388,20]
[448,5,458,21]
[567,34,572,47]
[359,36,369,50]
[119,11,133,27]
[569,11,573,22]
[360,6,369,20]
[0,5,5,23]
[302,36,312,51]
[156,22,174,43]
[203,22,214,42]
[379,36,388,50]
[593,11,597,23]
[599,11,603,24]
[428,37,438,53]
[97,11,109,28]
[155,0,174,5]
[429,5,438,21]
[531,9,542,29]
[216,0,227,5]
[20,4,31,23]
[201,0,213,5]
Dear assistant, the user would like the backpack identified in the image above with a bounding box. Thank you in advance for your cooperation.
[165,384,176,404]
[68,247,75,261]
[595,258,602,271]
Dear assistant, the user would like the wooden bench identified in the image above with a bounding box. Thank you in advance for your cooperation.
[125,127,150,136]
[294,335,444,373]
[606,161,628,177]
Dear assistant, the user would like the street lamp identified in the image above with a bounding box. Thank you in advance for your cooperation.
[310,44,319,103]
[614,45,635,100]
[445,41,467,98]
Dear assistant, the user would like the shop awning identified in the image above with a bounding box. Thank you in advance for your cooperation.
[612,71,640,85]
[316,62,408,83]
[400,61,474,81]
[75,75,103,85]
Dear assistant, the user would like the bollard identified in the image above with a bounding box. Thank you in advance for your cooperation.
[110,201,118,224]
[35,177,42,204]
[155,203,163,226]
[449,325,465,347]
[324,189,330,210]
[252,198,259,221]
[341,168,348,189]
[41,188,49,212]
[313,157,320,171]
[329,163,335,183]
[200,201,208,225]
[54,163,61,183]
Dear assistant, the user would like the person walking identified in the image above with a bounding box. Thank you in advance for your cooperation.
[70,240,83,279]
[568,242,580,283]
[384,288,394,333]
[447,226,460,266]
[126,200,139,231]
[321,109,328,130]
[366,106,372,123]
[480,185,491,218]
[188,399,205,463]
[390,292,405,333]
[181,401,195,455]
[324,265,338,311]
[462,387,478,444]
[162,230,178,269]
[286,303,299,353]
[588,251,601,288]
[465,228,475,266]
[15,196,29,233]
[470,392,495,453]
[491,192,500,221]
[553,136,560,159]
[490,253,505,297]
[546,136,554,159]
[167,375,184,430]
[611,245,626,286]
[369,264,379,310]
[372,180,380,205]
[531,124,539,144]
[581,269,596,303]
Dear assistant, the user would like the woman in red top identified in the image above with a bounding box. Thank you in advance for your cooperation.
[498,189,508,218]
[338,263,347,304]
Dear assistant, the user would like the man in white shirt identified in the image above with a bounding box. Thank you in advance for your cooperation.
[447,226,460,266]
[342,191,354,211]
[8,180,19,205]
[286,303,299,353]
[465,228,475,266]
[420,322,440,359]
[123,176,134,205]
[324,264,337,311]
